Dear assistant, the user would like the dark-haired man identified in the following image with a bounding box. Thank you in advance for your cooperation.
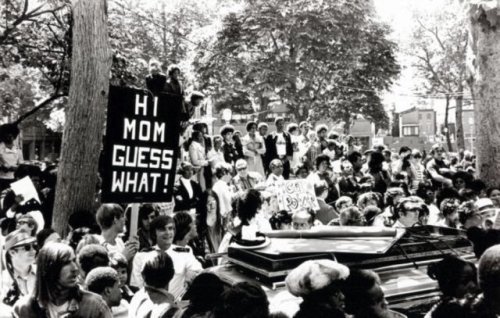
[343,269,392,318]
[265,117,293,179]
[130,214,202,300]
[129,252,178,318]
[426,144,453,189]
[85,267,123,310]
[0,123,23,192]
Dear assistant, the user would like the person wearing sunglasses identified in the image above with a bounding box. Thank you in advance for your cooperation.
[1,229,37,306]
[232,159,264,193]
[393,196,426,228]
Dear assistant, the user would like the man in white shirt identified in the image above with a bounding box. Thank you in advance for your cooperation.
[130,214,202,300]
[96,203,139,263]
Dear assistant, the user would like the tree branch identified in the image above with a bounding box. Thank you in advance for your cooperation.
[15,93,67,124]
[0,1,66,46]
[414,47,451,93]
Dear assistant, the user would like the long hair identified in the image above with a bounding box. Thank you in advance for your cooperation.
[35,242,76,308]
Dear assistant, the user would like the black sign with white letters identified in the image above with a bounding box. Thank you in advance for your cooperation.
[101,86,182,203]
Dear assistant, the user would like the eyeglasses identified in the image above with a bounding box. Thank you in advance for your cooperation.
[237,166,247,171]
[16,220,33,227]
[14,243,37,252]
[406,208,423,214]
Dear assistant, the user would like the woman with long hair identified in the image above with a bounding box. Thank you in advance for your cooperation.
[13,242,112,318]
[199,190,224,254]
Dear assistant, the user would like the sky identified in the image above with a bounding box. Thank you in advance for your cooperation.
[372,0,456,125]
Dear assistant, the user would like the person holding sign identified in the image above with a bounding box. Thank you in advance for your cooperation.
[145,58,166,96]
[265,117,293,179]
[96,204,139,263]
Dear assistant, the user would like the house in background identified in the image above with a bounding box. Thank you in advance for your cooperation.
[399,107,436,138]
[21,123,62,162]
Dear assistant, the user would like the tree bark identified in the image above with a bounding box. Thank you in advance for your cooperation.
[52,0,111,235]
[455,82,465,151]
[444,95,453,152]
[469,3,500,186]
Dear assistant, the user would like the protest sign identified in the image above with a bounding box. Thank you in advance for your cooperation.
[10,176,40,204]
[275,179,320,212]
[101,86,182,203]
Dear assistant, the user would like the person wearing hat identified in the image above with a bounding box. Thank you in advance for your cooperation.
[1,229,37,306]
[286,259,350,318]
[474,198,500,229]
[241,121,266,176]
[426,144,453,189]
[265,117,293,179]
[220,124,241,166]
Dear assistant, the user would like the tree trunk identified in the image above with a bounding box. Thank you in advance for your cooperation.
[455,83,465,151]
[469,3,500,186]
[444,95,453,152]
[52,0,111,235]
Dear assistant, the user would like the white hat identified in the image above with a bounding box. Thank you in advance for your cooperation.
[285,259,349,297]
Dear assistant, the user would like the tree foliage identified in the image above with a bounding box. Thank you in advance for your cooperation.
[0,0,70,127]
[107,0,220,89]
[408,0,469,149]
[194,0,400,127]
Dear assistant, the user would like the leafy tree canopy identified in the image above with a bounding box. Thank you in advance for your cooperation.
[194,0,400,128]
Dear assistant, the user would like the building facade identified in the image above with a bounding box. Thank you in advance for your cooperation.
[399,107,436,138]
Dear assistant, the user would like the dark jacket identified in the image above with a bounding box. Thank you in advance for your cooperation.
[265,131,293,160]
[13,288,112,318]
[145,74,167,96]
[221,142,241,166]
[173,179,203,212]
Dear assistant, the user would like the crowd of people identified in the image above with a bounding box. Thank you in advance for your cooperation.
[1,62,500,318]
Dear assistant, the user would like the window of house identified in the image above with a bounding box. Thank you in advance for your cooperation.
[418,114,422,120]
[427,113,431,119]
[403,126,419,136]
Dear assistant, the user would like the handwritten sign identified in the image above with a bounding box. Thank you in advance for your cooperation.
[275,179,319,212]
[101,86,182,203]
